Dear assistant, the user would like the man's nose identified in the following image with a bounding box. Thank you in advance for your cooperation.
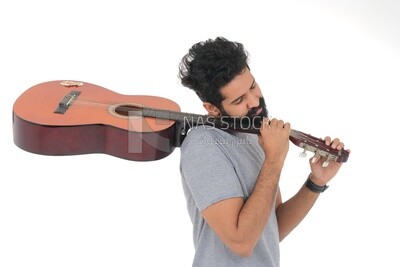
[247,92,259,109]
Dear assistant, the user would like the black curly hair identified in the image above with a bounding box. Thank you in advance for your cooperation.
[178,37,249,108]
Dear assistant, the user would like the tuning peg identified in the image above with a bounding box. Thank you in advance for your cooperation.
[299,149,307,158]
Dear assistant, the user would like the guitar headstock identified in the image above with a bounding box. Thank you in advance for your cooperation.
[289,129,349,166]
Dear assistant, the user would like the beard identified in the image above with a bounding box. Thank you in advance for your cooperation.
[218,97,269,132]
[246,97,268,119]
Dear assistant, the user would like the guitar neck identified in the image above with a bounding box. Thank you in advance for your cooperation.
[140,107,349,163]
[141,107,260,133]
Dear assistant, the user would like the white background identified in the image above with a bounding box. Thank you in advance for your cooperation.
[1,1,399,266]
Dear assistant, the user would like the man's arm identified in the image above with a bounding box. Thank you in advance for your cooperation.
[276,137,348,241]
[275,181,319,241]
[202,118,290,257]
[202,161,282,257]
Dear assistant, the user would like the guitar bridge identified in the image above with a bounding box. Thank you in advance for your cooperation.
[54,90,81,114]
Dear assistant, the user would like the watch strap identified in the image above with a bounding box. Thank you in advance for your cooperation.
[305,174,328,193]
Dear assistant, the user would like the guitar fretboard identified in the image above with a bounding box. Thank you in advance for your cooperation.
[140,106,349,163]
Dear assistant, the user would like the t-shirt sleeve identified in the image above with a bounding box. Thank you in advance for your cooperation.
[180,129,244,212]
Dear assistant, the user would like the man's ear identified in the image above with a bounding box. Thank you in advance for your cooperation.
[203,102,221,116]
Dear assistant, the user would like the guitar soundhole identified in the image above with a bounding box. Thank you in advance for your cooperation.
[114,105,143,117]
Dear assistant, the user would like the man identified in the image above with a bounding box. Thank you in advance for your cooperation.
[178,37,348,266]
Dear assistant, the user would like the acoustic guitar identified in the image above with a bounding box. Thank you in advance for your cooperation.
[13,80,349,164]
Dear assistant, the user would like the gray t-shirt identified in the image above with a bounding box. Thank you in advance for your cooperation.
[180,126,280,267]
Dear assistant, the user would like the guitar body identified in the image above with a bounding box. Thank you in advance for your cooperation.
[13,80,180,161]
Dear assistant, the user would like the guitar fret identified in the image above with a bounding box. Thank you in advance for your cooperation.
[143,107,209,125]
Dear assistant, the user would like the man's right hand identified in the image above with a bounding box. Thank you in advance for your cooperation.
[259,118,291,166]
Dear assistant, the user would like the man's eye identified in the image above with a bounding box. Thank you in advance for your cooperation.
[234,98,243,104]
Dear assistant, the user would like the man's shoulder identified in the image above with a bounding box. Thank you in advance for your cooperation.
[180,127,231,155]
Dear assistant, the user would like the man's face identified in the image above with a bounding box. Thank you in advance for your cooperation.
[218,68,268,119]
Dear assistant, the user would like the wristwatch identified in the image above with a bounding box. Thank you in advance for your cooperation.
[305,174,328,193]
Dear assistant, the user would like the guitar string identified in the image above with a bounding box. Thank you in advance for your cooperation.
[72,99,325,140]
[71,98,203,121]
[67,97,345,161]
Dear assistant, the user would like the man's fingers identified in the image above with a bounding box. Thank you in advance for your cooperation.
[310,154,321,165]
